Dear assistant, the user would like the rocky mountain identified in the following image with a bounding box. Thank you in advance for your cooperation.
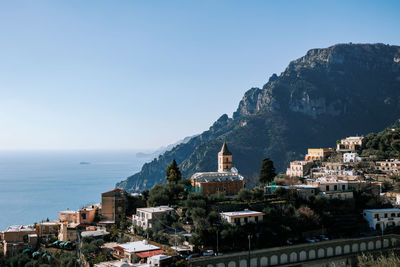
[135,135,197,159]
[117,43,400,192]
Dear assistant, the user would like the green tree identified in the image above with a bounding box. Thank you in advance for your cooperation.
[166,159,182,184]
[237,188,253,202]
[259,158,276,185]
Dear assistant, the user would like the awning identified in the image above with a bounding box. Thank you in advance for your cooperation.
[136,249,164,258]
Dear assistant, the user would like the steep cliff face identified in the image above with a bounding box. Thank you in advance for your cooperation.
[117,43,400,192]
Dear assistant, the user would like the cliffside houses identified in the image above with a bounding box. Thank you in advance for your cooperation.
[375,159,400,175]
[57,204,101,241]
[0,225,37,257]
[190,142,244,196]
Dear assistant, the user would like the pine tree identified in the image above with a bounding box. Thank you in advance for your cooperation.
[166,159,182,184]
[259,158,276,185]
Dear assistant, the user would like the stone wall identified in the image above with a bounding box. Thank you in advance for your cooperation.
[189,234,400,267]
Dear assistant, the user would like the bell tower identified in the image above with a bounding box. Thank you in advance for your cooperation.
[218,142,232,172]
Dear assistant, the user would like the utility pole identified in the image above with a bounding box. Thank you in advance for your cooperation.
[175,228,177,249]
[216,229,219,256]
[248,235,251,267]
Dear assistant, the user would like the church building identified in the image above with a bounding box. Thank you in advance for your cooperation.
[190,142,244,196]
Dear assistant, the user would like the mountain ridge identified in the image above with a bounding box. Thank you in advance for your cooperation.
[117,43,400,192]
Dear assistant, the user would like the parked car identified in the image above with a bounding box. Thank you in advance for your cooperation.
[202,250,215,256]
[320,235,329,241]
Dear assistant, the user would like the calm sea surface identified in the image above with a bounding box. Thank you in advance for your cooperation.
[0,150,151,230]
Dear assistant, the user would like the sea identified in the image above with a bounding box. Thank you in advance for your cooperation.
[0,150,153,230]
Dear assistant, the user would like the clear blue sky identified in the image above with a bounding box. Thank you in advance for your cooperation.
[1,0,399,150]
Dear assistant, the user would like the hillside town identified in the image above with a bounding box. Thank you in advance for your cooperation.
[2,129,400,267]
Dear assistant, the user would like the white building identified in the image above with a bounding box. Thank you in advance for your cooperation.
[307,178,354,199]
[343,153,362,163]
[363,209,400,231]
[132,206,174,230]
[95,259,135,267]
[147,255,172,266]
[220,210,264,225]
[308,177,349,192]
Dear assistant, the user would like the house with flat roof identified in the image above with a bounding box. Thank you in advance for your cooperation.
[363,208,400,231]
[132,206,174,230]
[307,178,354,199]
[220,210,265,226]
[112,240,163,263]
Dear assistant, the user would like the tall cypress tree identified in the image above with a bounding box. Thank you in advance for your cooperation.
[259,158,276,185]
[166,159,182,184]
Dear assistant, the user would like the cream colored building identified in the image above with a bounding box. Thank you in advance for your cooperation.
[59,210,79,224]
[337,136,364,152]
[286,160,313,178]
[58,222,78,242]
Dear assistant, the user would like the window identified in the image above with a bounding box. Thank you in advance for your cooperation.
[334,185,338,191]
[255,216,258,223]
[81,213,86,220]
[326,185,329,191]
[342,185,346,190]
[385,213,388,218]
[244,217,248,224]
[391,213,395,217]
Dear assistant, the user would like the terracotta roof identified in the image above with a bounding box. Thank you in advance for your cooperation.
[136,250,164,258]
